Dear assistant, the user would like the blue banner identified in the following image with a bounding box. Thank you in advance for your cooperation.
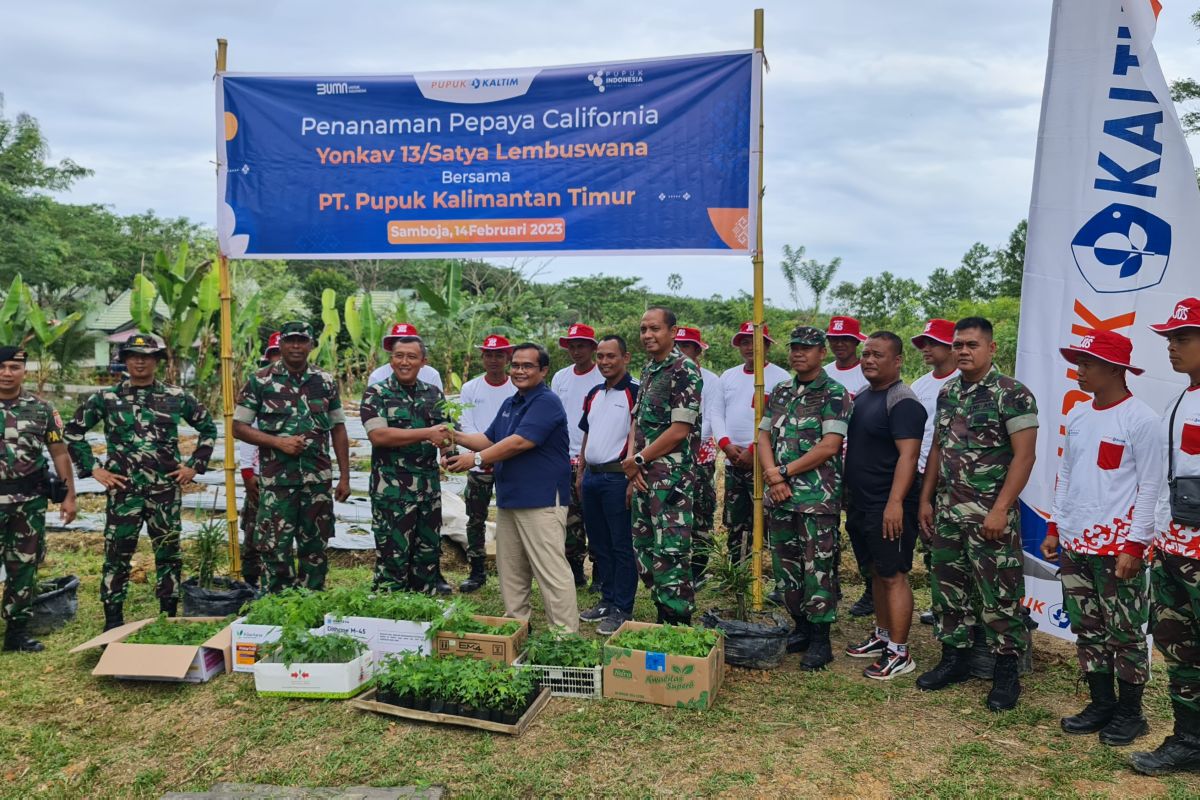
[216,52,756,259]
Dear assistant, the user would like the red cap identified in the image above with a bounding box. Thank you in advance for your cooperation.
[264,331,281,354]
[1059,329,1144,375]
[476,334,513,351]
[559,323,597,348]
[912,318,955,348]
[826,316,867,342]
[382,322,422,348]
[732,322,774,346]
[675,326,709,350]
[1149,297,1200,335]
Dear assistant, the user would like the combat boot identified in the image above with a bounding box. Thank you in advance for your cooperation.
[159,598,178,618]
[787,615,811,653]
[2,621,44,653]
[986,654,1022,711]
[103,605,125,632]
[849,586,874,617]
[1061,672,1117,734]
[433,567,453,595]
[916,644,972,691]
[1099,680,1150,746]
[458,557,487,593]
[1131,701,1200,775]
[799,622,832,671]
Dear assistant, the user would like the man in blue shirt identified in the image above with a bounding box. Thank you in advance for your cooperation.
[446,343,579,632]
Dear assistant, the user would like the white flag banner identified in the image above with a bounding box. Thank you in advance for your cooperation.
[1016,0,1198,640]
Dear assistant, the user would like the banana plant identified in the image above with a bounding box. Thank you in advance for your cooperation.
[0,275,28,344]
[312,288,341,374]
[22,283,82,392]
[345,292,390,380]
[129,245,217,385]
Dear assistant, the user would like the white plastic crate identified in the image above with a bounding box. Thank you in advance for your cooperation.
[513,655,602,700]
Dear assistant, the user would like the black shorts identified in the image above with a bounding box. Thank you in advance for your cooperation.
[846,503,919,578]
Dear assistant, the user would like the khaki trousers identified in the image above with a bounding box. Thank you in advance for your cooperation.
[495,505,579,633]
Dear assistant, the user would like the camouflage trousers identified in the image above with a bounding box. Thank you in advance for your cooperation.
[239,485,262,585]
[1150,552,1200,711]
[691,462,716,579]
[724,464,753,562]
[462,471,495,562]
[929,508,1027,655]
[565,463,588,568]
[372,476,442,593]
[632,465,695,619]
[769,508,838,624]
[101,486,182,608]
[1060,549,1149,684]
[255,483,333,593]
[1,497,47,624]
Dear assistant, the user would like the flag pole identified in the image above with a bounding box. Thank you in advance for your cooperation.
[215,38,242,577]
[750,8,766,612]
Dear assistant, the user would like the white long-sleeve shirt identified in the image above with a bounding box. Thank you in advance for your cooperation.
[551,363,599,459]
[1155,386,1200,559]
[236,436,259,474]
[368,364,442,389]
[698,366,722,465]
[911,368,959,472]
[1051,394,1163,556]
[458,373,517,473]
[718,363,790,450]
[824,360,869,397]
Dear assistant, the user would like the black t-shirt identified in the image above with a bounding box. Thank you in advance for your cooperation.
[845,381,928,509]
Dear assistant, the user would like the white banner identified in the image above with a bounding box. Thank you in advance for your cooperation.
[1016,0,1199,640]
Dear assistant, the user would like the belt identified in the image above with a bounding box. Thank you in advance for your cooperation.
[0,472,46,494]
[587,461,626,474]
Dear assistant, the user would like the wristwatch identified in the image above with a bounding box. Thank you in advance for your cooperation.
[633,453,646,467]
[473,452,484,468]
[779,462,789,478]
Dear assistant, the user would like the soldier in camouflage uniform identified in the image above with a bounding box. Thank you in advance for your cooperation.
[621,307,703,625]
[236,331,281,589]
[757,326,850,671]
[675,326,721,583]
[917,317,1039,711]
[361,336,453,592]
[0,346,77,652]
[232,322,351,594]
[65,334,216,630]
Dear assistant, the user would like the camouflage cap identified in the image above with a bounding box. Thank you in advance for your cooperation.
[279,320,315,340]
[119,333,166,357]
[788,326,826,346]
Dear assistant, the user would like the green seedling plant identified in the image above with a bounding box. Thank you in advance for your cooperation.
[441,599,521,637]
[610,624,720,658]
[188,519,227,590]
[239,588,328,629]
[125,615,227,646]
[274,628,365,668]
[377,653,538,715]
[701,538,755,621]
[523,631,601,668]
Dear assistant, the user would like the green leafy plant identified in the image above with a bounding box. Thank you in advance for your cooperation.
[273,628,365,667]
[376,653,538,714]
[324,587,447,625]
[187,519,227,590]
[125,615,226,646]
[240,588,327,629]
[129,244,219,386]
[701,538,755,621]
[610,624,720,658]
[441,599,521,637]
[523,631,601,668]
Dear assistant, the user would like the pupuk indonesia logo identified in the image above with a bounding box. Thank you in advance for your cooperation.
[1070,203,1171,294]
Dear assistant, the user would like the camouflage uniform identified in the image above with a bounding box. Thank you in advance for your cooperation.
[361,375,447,593]
[462,471,495,562]
[0,394,63,624]
[565,463,588,570]
[759,372,850,624]
[1151,552,1200,711]
[723,465,754,561]
[234,360,344,593]
[692,459,717,578]
[66,379,216,608]
[631,348,703,621]
[1060,550,1149,684]
[930,367,1038,656]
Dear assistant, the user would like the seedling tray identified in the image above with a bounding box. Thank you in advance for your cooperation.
[513,655,602,699]
[351,687,552,736]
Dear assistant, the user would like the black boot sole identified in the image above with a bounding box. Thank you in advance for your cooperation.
[986,692,1021,712]
[1128,752,1200,776]
[1061,719,1114,735]
[1099,721,1150,746]
[916,671,972,692]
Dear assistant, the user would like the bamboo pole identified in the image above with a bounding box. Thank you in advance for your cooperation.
[750,9,766,612]
[216,39,242,576]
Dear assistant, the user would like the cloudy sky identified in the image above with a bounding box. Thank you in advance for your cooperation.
[3,0,1200,302]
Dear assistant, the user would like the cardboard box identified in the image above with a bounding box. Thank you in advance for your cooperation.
[69,617,233,684]
[322,614,433,659]
[434,615,528,664]
[601,621,724,709]
[253,650,375,699]
[230,617,327,673]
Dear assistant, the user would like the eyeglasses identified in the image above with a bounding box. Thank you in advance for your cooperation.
[509,362,541,372]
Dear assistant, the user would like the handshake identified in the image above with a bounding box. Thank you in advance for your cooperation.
[425,424,457,450]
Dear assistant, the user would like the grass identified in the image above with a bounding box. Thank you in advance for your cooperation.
[2,533,1200,799]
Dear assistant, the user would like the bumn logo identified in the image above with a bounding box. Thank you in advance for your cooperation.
[1070,203,1171,294]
